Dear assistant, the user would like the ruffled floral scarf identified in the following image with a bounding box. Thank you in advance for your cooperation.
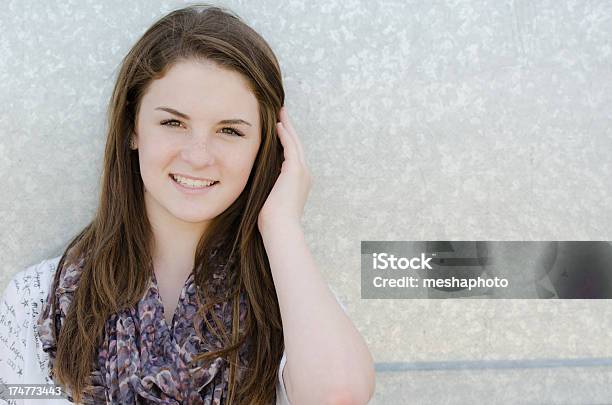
[37,247,249,404]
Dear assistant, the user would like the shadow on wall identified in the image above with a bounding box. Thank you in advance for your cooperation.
[418,241,612,298]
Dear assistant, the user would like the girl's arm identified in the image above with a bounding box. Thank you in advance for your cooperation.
[261,222,375,405]
[258,107,375,405]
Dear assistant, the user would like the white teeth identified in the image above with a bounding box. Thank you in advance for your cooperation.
[171,174,216,188]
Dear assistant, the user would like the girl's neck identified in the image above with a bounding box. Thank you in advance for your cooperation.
[144,192,210,275]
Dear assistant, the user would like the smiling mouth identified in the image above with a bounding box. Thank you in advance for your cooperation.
[169,174,219,189]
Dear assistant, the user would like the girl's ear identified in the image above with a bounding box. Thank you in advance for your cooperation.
[130,131,138,150]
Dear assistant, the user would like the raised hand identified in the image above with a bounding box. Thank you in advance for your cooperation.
[257,107,312,234]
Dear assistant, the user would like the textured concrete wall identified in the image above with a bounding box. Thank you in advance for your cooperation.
[1,1,611,403]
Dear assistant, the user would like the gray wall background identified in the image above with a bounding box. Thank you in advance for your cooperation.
[1,0,611,403]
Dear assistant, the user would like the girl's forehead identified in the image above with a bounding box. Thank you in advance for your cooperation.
[155,60,252,95]
[140,60,260,123]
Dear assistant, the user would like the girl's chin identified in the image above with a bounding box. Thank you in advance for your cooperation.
[171,211,216,224]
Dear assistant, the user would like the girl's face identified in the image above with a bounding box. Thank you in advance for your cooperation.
[133,59,261,228]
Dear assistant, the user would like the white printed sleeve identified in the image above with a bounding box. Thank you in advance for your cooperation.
[0,269,29,405]
[0,258,65,405]
[275,351,290,405]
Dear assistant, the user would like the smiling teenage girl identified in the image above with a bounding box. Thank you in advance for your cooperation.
[0,5,375,405]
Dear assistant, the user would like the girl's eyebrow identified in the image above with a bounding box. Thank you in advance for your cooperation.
[155,106,190,119]
[218,119,252,127]
[154,106,252,126]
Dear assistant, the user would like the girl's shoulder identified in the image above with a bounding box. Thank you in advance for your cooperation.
[1,256,62,333]
[0,256,64,402]
[7,256,62,298]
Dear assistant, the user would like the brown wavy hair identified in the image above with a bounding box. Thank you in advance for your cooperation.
[48,4,285,404]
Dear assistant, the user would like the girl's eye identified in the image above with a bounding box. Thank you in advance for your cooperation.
[160,120,244,137]
[219,127,245,137]
[160,119,183,128]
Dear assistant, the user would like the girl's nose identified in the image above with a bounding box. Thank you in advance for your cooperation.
[181,135,216,166]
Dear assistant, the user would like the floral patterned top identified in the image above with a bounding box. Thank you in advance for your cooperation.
[0,257,292,405]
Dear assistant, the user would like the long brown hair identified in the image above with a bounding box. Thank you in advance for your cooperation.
[49,4,285,404]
